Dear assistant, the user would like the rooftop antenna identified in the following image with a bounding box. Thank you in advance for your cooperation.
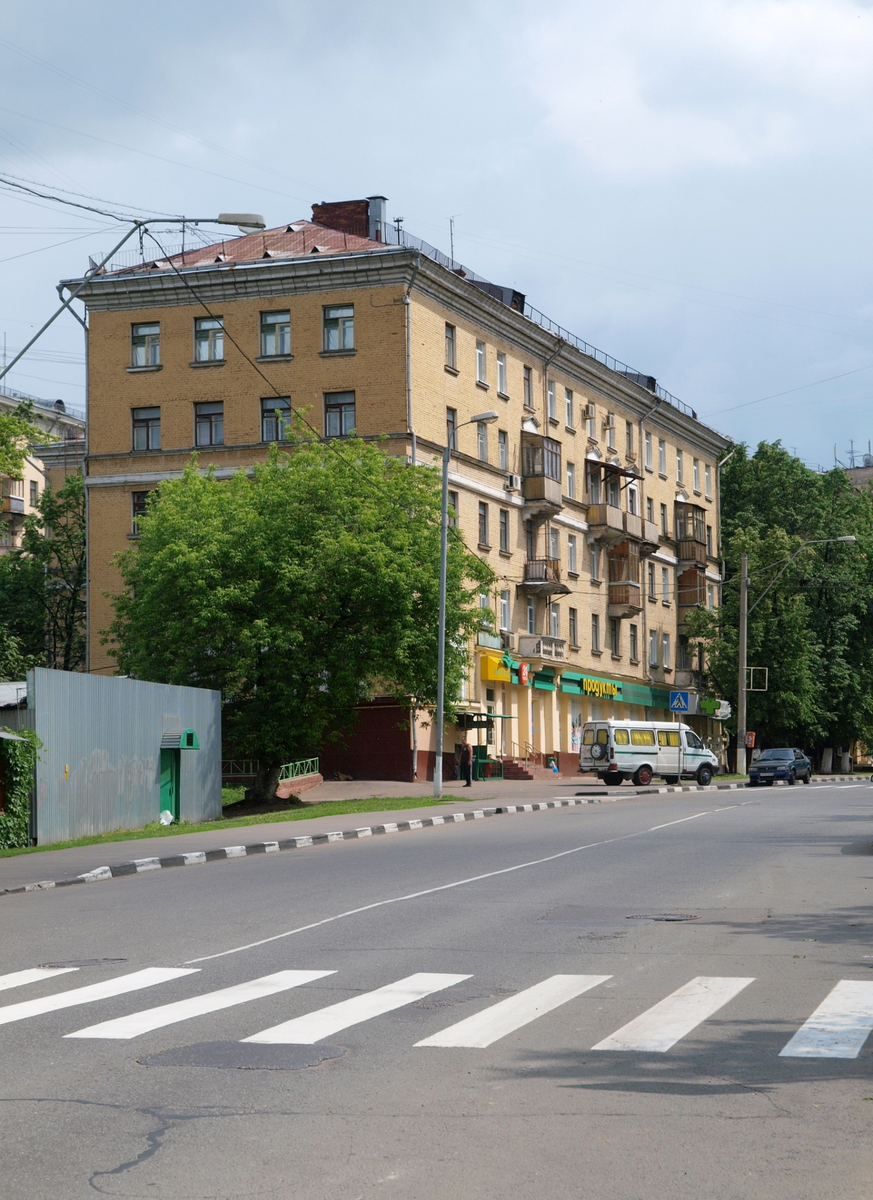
[449,214,460,266]
[393,216,404,243]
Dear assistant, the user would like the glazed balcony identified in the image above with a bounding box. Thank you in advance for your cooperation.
[586,502,625,545]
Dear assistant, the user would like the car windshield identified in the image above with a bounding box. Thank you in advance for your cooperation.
[758,749,794,761]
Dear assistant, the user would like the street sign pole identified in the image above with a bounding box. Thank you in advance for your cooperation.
[737,553,748,776]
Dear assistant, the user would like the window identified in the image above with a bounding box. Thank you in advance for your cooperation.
[477,421,489,462]
[587,403,596,439]
[631,728,656,746]
[629,623,639,662]
[523,365,533,408]
[476,340,487,384]
[569,607,578,646]
[499,509,510,553]
[497,352,507,395]
[478,501,489,547]
[29,480,38,507]
[565,387,574,427]
[261,397,291,441]
[527,595,536,634]
[194,316,223,361]
[445,323,457,369]
[131,490,152,535]
[647,561,656,599]
[131,322,160,367]
[323,304,354,351]
[706,525,713,556]
[498,429,508,471]
[260,311,290,357]
[626,420,633,456]
[678,635,691,670]
[606,472,620,508]
[448,490,459,528]
[658,438,666,475]
[647,497,654,523]
[590,544,601,581]
[661,566,670,603]
[705,464,712,499]
[325,391,356,437]
[658,729,680,748]
[663,632,671,670]
[500,590,510,631]
[649,629,658,666]
[446,407,457,451]
[549,526,559,560]
[606,413,616,450]
[522,435,561,482]
[609,617,620,656]
[132,406,160,450]
[693,457,700,493]
[525,518,536,559]
[568,534,577,574]
[567,462,576,499]
[614,729,630,744]
[660,503,668,536]
[645,431,652,470]
[628,486,638,515]
[707,584,715,610]
[195,401,224,446]
[588,465,602,504]
[549,602,560,638]
[547,380,556,421]
[676,448,684,483]
[591,613,601,653]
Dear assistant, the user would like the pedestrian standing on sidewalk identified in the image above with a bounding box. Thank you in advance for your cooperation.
[460,737,473,787]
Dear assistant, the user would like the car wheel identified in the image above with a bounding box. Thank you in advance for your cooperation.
[696,765,713,786]
[633,765,653,786]
[788,770,796,785]
[748,780,759,787]
[766,780,775,786]
[803,772,811,784]
[664,775,680,785]
[603,771,624,786]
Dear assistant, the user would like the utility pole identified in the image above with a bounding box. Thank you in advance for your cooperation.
[736,553,748,776]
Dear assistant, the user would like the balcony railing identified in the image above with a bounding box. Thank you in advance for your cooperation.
[677,538,707,565]
[517,634,566,661]
[0,496,24,515]
[524,558,561,584]
[587,503,625,543]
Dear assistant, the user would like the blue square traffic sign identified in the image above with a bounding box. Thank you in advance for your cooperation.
[669,691,689,712]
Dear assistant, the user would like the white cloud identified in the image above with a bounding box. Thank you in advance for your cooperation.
[516,0,873,174]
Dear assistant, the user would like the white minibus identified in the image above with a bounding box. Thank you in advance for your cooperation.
[579,719,719,786]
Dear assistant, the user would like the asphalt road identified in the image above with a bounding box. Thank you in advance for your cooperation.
[1,781,872,1199]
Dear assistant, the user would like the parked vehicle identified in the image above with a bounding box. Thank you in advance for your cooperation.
[579,719,720,786]
[748,747,811,786]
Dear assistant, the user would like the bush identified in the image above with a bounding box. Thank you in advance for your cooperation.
[0,728,40,849]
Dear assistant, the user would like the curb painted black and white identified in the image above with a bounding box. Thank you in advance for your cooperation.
[1,775,865,899]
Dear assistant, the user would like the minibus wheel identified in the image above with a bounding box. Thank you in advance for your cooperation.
[603,771,623,786]
[663,775,679,785]
[633,765,653,786]
[696,765,713,786]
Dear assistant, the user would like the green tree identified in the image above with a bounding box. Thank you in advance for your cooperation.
[0,400,49,478]
[0,629,40,682]
[687,442,873,755]
[107,441,495,797]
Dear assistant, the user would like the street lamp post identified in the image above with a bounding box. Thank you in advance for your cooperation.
[433,411,499,798]
[735,536,856,775]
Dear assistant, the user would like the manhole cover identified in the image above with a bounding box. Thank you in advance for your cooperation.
[137,1042,347,1070]
[626,914,698,922]
[39,958,128,968]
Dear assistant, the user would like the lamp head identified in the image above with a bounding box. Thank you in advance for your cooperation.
[837,535,857,543]
[217,212,266,233]
[470,410,499,424]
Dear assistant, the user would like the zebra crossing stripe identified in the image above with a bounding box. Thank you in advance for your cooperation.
[0,967,79,993]
[0,967,197,1027]
[65,969,336,1040]
[243,972,471,1044]
[415,974,612,1048]
[779,981,873,1058]
[592,976,755,1052]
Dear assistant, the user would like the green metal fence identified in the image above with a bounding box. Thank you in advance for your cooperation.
[278,757,320,781]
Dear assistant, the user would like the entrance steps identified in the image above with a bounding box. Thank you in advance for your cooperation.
[501,758,561,781]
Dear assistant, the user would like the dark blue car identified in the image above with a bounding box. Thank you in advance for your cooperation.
[748,747,812,786]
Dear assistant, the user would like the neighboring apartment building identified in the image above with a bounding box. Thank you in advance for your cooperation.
[68,196,730,779]
[0,386,86,554]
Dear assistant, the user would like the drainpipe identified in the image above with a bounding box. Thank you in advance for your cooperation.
[638,396,662,708]
[404,251,421,465]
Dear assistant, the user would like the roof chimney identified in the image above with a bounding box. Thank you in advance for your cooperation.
[366,196,388,243]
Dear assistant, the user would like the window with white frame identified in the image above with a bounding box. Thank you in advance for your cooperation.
[693,457,700,492]
[587,402,596,439]
[660,503,668,535]
[677,448,684,483]
[547,380,556,421]
[588,465,602,504]
[497,352,507,395]
[590,543,601,581]
[549,526,559,560]
[194,316,223,361]
[477,421,489,462]
[663,632,671,670]
[325,391,355,437]
[568,533,577,574]
[478,501,489,546]
[706,525,713,556]
[565,387,574,427]
[649,629,658,666]
[661,566,670,603]
[592,613,601,652]
[500,589,511,631]
[498,429,508,471]
[476,340,487,384]
[448,490,459,528]
[627,485,638,515]
[131,322,160,367]
[549,602,560,638]
[323,305,354,351]
[606,412,616,449]
[260,311,291,357]
[195,401,224,446]
[527,595,536,634]
[645,431,653,469]
[567,461,576,499]
[658,438,666,475]
[707,584,715,609]
[705,464,712,499]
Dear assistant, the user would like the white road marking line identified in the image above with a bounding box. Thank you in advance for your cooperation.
[184,804,751,965]
[0,967,79,992]
[592,976,755,1052]
[243,972,471,1044]
[0,967,197,1027]
[415,974,612,1048]
[779,981,873,1058]
[65,969,335,1040]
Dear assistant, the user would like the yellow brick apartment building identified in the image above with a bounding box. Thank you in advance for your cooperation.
[70,197,731,780]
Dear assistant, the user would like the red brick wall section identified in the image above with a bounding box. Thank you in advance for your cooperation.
[311,200,369,238]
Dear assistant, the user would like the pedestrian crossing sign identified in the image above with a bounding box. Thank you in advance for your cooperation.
[670,691,689,712]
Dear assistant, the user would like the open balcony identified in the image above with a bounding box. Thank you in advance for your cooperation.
[517,634,566,662]
[519,558,571,597]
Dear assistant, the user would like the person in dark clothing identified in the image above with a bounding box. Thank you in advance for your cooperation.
[459,738,473,787]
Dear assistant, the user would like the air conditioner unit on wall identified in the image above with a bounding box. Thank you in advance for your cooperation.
[584,401,596,419]
[604,413,615,428]
[505,474,521,490]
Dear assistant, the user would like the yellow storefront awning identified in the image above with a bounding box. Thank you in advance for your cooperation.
[480,654,512,683]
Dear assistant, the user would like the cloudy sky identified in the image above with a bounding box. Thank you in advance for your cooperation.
[2,0,873,467]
